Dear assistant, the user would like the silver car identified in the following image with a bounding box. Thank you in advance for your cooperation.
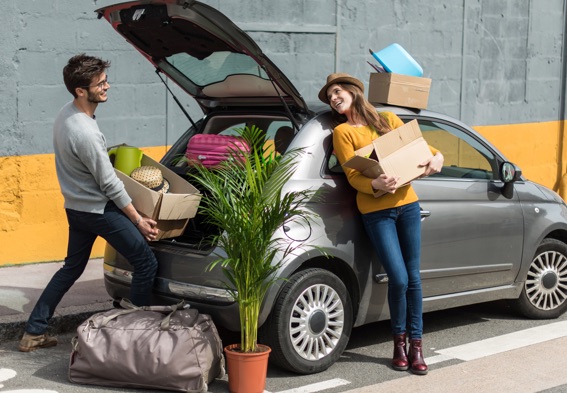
[98,0,567,374]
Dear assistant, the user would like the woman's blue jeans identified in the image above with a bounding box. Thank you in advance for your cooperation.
[25,201,158,335]
[362,201,423,339]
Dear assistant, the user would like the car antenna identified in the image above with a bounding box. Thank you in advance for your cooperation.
[154,68,198,130]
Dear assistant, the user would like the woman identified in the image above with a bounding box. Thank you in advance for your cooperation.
[319,73,443,375]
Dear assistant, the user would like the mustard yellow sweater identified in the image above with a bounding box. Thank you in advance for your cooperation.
[332,111,438,214]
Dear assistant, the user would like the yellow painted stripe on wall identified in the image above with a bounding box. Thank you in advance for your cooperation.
[474,120,563,190]
[0,146,170,266]
[1,120,566,266]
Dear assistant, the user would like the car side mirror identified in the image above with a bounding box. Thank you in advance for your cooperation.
[500,162,522,183]
[500,162,522,199]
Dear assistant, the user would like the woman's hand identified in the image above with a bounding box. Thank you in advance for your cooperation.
[420,152,444,177]
[371,174,400,194]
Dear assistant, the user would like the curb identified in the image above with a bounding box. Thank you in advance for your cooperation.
[0,300,114,344]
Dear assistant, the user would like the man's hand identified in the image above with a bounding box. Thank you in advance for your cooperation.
[123,203,159,242]
[137,217,159,241]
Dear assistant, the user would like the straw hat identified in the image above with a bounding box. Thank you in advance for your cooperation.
[318,73,364,104]
[130,166,170,194]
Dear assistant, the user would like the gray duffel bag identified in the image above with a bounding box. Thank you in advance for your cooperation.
[69,300,225,392]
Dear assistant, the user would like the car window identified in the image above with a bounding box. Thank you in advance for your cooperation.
[327,119,496,180]
[167,52,270,87]
[267,121,292,140]
[218,123,246,136]
[199,116,294,156]
[419,120,495,180]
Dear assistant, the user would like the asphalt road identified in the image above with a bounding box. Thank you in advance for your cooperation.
[1,300,566,393]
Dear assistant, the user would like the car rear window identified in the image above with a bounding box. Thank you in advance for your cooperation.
[167,52,270,87]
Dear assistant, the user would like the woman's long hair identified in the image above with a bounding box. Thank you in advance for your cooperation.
[329,83,392,135]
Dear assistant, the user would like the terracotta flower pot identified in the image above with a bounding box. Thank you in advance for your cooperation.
[224,343,271,393]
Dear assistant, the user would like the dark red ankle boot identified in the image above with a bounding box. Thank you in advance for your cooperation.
[408,338,428,375]
[392,333,409,371]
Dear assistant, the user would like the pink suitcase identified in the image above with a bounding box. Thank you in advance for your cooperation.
[185,134,250,168]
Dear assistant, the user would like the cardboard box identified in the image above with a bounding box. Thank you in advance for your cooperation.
[342,120,433,197]
[368,72,431,109]
[115,154,201,240]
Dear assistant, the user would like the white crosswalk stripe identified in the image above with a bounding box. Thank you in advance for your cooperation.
[267,321,567,393]
[433,320,567,362]
[267,378,351,393]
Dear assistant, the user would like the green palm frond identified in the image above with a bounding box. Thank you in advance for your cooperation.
[188,125,318,352]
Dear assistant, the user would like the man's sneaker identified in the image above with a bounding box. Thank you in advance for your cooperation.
[18,332,58,352]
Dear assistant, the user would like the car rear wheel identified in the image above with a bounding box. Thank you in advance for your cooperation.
[513,238,567,319]
[260,268,353,374]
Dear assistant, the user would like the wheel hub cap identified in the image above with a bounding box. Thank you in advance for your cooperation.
[309,310,327,335]
[526,250,567,311]
[289,284,345,361]
[541,271,558,289]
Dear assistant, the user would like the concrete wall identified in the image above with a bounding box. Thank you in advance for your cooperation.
[1,0,566,265]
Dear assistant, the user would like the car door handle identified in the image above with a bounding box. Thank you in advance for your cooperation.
[420,209,431,220]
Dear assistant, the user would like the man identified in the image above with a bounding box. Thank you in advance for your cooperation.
[19,54,159,352]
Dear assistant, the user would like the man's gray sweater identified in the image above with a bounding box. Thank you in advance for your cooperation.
[53,101,131,214]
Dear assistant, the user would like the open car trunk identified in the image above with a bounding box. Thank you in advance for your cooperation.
[154,111,300,251]
[95,0,309,115]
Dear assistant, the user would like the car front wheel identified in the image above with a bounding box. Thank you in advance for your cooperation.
[513,238,567,319]
[260,268,353,374]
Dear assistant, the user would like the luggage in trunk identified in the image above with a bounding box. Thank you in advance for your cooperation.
[185,134,249,168]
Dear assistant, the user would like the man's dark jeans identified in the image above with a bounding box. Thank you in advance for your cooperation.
[25,201,157,335]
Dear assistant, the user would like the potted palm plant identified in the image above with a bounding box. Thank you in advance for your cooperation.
[188,125,317,393]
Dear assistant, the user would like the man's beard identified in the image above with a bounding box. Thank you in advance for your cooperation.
[87,90,107,104]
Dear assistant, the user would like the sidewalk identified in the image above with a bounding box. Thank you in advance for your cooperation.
[0,258,112,343]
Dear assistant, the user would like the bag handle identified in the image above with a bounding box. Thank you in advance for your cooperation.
[119,298,186,313]
[96,299,187,330]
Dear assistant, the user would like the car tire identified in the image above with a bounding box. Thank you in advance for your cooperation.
[513,238,567,319]
[259,268,353,374]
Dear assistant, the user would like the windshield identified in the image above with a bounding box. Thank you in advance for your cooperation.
[167,51,269,86]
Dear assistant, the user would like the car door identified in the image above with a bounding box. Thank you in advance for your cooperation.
[405,115,524,298]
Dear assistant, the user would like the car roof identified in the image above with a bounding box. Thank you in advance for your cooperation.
[309,101,476,130]
[308,102,511,161]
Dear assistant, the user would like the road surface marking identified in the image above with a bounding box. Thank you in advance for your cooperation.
[0,368,58,392]
[268,321,567,392]
[267,378,351,393]
[430,319,567,363]
[0,368,17,388]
